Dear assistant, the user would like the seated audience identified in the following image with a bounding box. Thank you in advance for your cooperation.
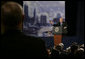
[50,42,84,59]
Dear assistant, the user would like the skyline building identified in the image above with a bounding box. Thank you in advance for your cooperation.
[40,15,47,26]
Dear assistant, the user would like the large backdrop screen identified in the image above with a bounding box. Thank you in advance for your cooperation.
[23,1,65,37]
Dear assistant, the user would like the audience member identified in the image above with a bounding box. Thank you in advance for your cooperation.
[1,1,48,58]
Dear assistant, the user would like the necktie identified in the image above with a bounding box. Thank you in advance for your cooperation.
[61,23,62,26]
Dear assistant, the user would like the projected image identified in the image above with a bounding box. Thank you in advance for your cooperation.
[23,1,65,37]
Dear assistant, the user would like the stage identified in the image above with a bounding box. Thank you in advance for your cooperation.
[41,36,84,49]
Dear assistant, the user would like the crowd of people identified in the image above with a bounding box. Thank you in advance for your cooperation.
[1,1,84,59]
[47,43,84,59]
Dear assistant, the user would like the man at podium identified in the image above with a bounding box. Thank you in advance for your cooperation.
[57,18,67,27]
[53,17,67,46]
[57,18,67,34]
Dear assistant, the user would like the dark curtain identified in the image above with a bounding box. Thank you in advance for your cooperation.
[76,1,84,42]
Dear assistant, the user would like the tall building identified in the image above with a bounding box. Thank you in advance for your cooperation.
[40,15,47,26]
[35,16,40,27]
[33,8,36,25]
[24,4,29,22]
[29,8,36,25]
[57,13,61,19]
[32,8,40,26]
[34,8,36,19]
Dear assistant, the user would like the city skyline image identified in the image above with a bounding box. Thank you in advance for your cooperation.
[23,1,65,37]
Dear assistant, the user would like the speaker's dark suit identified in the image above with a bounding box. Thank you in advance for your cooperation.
[53,22,67,27]
[1,30,48,58]
[53,22,67,34]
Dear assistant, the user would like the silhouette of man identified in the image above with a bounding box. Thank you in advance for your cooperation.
[1,1,48,58]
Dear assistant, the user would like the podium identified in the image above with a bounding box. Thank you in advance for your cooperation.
[53,26,67,46]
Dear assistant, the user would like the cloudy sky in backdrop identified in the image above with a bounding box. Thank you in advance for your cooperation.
[23,1,65,22]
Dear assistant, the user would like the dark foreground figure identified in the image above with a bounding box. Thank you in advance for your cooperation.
[1,1,48,58]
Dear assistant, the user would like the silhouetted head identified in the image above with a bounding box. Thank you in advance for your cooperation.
[55,45,62,51]
[1,1,24,34]
[59,43,64,50]
[71,45,78,53]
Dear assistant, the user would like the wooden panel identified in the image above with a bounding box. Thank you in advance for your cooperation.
[54,35,62,46]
